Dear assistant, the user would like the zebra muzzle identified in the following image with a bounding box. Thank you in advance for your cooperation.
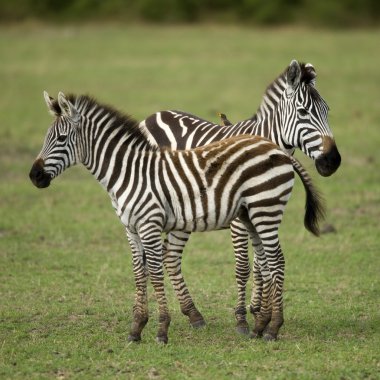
[29,158,51,188]
[315,137,341,177]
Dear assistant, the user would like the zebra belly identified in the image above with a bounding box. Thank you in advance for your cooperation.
[162,205,235,233]
[162,220,231,234]
[162,213,209,233]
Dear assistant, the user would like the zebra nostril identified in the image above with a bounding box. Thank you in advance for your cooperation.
[29,158,51,188]
[35,169,44,180]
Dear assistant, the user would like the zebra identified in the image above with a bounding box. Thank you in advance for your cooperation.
[138,59,341,334]
[29,91,325,343]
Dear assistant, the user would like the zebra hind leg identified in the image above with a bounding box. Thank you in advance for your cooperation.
[163,232,206,328]
[237,212,272,338]
[261,241,285,341]
[249,227,285,341]
[239,225,273,339]
[140,225,172,344]
[249,254,264,321]
[230,219,250,335]
[251,261,273,338]
[126,230,149,343]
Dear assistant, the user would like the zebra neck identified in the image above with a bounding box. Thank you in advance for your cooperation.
[80,122,152,190]
[249,109,292,154]
[251,71,287,144]
[269,112,294,154]
[240,108,279,143]
[256,71,287,122]
[71,94,153,183]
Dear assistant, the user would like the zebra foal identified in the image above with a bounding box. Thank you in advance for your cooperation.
[30,92,324,343]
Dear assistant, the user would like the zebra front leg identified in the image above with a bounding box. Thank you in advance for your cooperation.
[126,230,149,342]
[230,219,250,335]
[139,225,171,344]
[163,231,205,328]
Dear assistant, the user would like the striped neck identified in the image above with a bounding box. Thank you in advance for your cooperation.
[255,69,287,123]
[71,95,154,181]
[232,69,291,152]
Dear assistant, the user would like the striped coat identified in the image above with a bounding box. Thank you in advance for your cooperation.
[30,92,324,343]
[137,60,340,333]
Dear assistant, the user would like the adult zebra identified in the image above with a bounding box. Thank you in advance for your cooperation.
[30,92,324,343]
[138,59,341,334]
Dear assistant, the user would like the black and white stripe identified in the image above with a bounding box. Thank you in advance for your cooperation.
[30,91,325,343]
[137,59,340,333]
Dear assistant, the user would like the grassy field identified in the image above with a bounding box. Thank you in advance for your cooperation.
[0,24,379,379]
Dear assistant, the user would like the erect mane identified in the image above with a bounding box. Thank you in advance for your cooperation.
[52,94,157,151]
[255,61,319,119]
[298,64,326,104]
[254,62,317,116]
[299,62,317,85]
[255,67,287,118]
[263,62,317,97]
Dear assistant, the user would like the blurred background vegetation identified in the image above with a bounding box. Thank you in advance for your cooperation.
[1,0,379,27]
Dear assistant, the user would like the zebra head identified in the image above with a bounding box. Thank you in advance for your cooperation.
[29,92,82,188]
[279,60,341,177]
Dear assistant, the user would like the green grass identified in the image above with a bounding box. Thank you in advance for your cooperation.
[1,24,379,379]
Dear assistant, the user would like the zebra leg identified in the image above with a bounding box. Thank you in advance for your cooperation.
[249,228,285,341]
[230,219,250,335]
[126,229,149,343]
[163,231,206,328]
[261,242,285,341]
[242,228,272,339]
[252,266,273,339]
[250,253,264,318]
[139,225,171,344]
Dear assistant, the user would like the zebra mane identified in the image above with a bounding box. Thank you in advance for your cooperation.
[51,94,157,151]
[256,62,318,118]
[263,62,317,99]
[300,62,317,85]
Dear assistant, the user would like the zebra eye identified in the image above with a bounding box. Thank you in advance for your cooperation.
[298,108,309,117]
[57,134,67,143]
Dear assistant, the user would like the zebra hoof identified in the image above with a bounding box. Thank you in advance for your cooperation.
[250,331,263,339]
[263,332,278,342]
[127,334,141,343]
[156,335,168,344]
[236,325,250,336]
[250,305,261,315]
[191,319,206,329]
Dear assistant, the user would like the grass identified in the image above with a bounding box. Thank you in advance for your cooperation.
[0,23,379,379]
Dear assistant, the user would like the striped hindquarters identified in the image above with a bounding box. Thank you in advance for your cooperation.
[154,135,294,233]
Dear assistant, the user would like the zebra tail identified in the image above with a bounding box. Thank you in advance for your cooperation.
[289,156,326,236]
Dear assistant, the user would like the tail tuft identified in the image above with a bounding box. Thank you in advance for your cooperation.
[289,156,326,236]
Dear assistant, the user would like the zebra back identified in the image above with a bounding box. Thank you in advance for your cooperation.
[139,69,289,150]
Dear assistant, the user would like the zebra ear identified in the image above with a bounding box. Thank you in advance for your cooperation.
[57,92,80,123]
[43,91,58,116]
[286,60,301,96]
